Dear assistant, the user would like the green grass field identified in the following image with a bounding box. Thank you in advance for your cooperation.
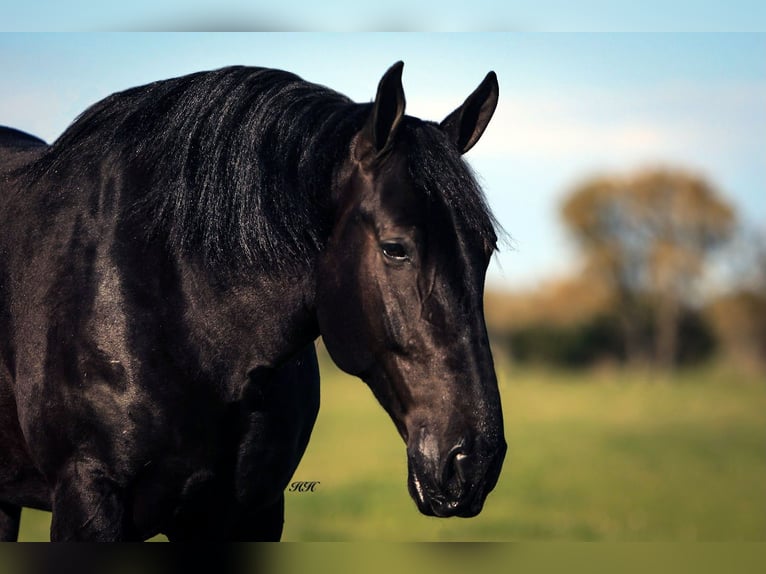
[17,357,766,541]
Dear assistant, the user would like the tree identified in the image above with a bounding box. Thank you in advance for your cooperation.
[707,226,766,371]
[561,167,736,368]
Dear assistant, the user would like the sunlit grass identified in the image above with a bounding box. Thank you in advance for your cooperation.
[18,358,766,541]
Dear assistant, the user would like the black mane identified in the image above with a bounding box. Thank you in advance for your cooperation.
[26,66,497,271]
[29,66,369,271]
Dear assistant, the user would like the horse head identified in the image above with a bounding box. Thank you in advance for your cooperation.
[317,62,506,518]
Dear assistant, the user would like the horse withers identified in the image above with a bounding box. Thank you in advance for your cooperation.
[0,62,506,541]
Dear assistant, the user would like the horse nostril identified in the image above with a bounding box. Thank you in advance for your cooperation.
[437,443,473,496]
[453,452,469,486]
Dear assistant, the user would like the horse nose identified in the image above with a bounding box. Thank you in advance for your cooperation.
[406,435,505,517]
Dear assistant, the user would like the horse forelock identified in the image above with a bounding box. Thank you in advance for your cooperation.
[400,119,500,252]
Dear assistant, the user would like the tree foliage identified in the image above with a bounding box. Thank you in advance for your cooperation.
[561,167,736,367]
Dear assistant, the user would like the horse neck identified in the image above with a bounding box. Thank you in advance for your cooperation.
[175,256,320,382]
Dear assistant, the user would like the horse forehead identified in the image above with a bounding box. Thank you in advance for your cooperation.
[370,168,483,255]
[353,143,492,256]
[374,168,423,216]
[349,158,418,224]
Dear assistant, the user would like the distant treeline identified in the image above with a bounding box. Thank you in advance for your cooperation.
[485,282,766,370]
[485,166,766,372]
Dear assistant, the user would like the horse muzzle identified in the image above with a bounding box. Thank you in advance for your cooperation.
[406,436,506,518]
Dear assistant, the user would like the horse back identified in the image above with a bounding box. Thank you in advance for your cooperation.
[0,125,48,384]
[0,126,46,148]
[0,125,48,357]
[0,127,53,510]
[0,127,47,178]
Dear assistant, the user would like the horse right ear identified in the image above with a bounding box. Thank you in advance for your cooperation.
[440,71,499,154]
[360,61,406,157]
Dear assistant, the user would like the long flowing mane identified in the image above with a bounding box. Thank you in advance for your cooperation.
[24,66,498,272]
[27,66,370,271]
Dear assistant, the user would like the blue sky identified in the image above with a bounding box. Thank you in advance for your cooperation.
[1,33,764,289]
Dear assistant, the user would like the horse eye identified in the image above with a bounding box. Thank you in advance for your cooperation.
[381,242,410,262]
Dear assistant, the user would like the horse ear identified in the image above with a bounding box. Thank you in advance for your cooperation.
[440,71,499,154]
[363,61,406,155]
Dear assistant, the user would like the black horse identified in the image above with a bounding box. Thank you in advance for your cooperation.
[0,62,506,541]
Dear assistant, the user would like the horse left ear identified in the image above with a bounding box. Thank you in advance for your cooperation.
[362,61,406,156]
[440,71,499,154]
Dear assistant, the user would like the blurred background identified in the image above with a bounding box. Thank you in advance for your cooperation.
[2,32,764,541]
